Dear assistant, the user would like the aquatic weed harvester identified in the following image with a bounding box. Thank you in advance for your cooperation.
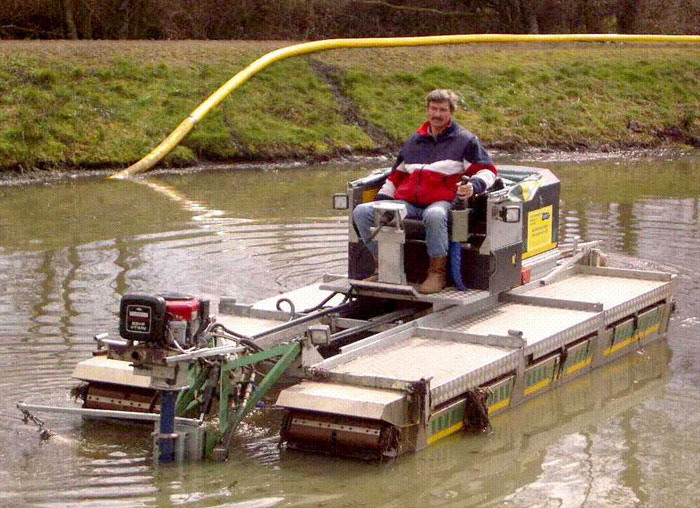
[19,34,694,463]
[18,164,677,463]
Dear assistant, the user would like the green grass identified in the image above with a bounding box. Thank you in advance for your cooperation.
[330,45,700,150]
[0,41,697,171]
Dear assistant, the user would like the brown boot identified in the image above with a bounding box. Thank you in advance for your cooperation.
[418,256,447,294]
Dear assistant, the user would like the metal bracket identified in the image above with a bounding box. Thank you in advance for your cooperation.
[499,293,604,312]
[216,341,301,459]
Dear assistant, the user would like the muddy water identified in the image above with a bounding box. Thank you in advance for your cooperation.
[1,155,698,508]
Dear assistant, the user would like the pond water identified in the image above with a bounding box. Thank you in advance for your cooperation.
[1,154,699,508]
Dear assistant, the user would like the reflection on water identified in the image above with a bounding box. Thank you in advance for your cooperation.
[0,156,698,507]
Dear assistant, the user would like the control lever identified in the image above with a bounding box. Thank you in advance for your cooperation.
[453,175,471,210]
[451,175,472,245]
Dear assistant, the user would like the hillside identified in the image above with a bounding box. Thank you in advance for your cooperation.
[0,40,698,171]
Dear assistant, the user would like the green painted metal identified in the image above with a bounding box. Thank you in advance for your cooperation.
[220,341,301,452]
[169,341,302,459]
[217,342,300,443]
[527,364,547,386]
[429,403,465,436]
[525,356,558,392]
[223,343,300,370]
[485,376,515,408]
[563,340,592,372]
[614,318,635,343]
[175,362,211,416]
[638,306,661,334]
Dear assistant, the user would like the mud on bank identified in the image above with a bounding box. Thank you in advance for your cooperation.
[2,148,697,189]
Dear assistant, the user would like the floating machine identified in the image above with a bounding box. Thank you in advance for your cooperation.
[276,165,676,457]
[19,165,676,462]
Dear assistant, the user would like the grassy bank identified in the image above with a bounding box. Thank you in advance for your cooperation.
[0,41,698,171]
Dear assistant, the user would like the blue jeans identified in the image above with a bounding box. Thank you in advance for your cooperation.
[352,200,451,259]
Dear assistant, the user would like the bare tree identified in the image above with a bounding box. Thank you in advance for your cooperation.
[0,0,697,39]
[61,0,79,38]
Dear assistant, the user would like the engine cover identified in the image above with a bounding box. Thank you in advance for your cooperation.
[119,294,167,343]
[119,293,210,347]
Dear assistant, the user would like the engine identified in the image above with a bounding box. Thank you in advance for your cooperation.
[119,293,210,349]
[73,293,211,412]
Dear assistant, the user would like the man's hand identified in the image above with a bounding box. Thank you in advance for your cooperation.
[456,181,474,200]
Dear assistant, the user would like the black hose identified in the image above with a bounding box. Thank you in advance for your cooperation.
[276,297,296,320]
[251,301,354,339]
[301,291,351,314]
[208,322,252,340]
[367,222,385,242]
[238,338,264,353]
[367,211,397,242]
[207,323,265,353]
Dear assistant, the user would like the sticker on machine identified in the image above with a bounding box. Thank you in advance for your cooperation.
[525,205,555,258]
[126,305,152,333]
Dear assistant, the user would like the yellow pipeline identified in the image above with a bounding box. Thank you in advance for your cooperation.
[109,33,700,179]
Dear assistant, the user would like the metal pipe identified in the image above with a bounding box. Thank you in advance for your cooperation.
[109,34,700,179]
[16,402,202,426]
[98,338,129,348]
[158,391,178,463]
[539,248,591,285]
[250,301,355,339]
[330,308,416,341]
[165,344,246,364]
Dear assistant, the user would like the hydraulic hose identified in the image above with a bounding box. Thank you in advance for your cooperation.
[275,297,296,321]
[449,241,469,291]
[301,291,350,313]
[109,33,700,179]
[207,322,263,352]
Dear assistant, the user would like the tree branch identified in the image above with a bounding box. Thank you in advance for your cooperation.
[349,0,478,18]
[0,24,63,36]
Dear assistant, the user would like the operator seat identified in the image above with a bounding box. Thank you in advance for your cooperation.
[348,172,505,285]
[400,178,504,284]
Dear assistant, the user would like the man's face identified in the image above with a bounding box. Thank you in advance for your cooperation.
[427,100,453,134]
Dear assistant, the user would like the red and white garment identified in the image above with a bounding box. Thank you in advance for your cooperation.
[379,121,497,207]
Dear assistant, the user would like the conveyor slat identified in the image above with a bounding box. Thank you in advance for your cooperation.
[329,337,511,386]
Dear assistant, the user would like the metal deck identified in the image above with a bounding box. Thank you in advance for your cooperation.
[279,264,676,420]
[72,357,154,388]
[276,381,407,425]
[441,303,596,347]
[321,277,491,307]
[516,267,672,323]
[329,337,512,385]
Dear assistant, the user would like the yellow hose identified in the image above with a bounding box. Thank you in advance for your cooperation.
[109,33,700,179]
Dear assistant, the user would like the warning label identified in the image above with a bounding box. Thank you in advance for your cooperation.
[526,205,554,258]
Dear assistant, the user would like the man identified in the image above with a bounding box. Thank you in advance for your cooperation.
[353,89,497,294]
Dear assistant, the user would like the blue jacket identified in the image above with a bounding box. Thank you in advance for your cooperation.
[379,121,497,207]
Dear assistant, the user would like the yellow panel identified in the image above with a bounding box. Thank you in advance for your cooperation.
[524,205,555,259]
[565,357,592,376]
[427,421,464,444]
[524,377,552,396]
[361,188,379,203]
[488,398,511,414]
